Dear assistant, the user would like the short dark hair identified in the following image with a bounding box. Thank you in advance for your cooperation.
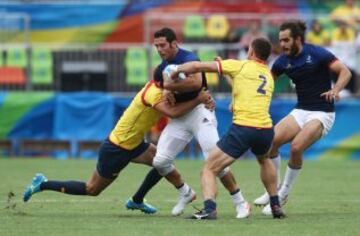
[154,27,177,43]
[280,20,307,43]
[251,37,272,61]
[153,65,163,87]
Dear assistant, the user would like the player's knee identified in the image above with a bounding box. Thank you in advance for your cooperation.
[290,142,304,156]
[147,145,157,159]
[201,165,218,179]
[204,161,221,176]
[152,156,174,176]
[217,166,230,178]
[256,154,268,164]
[86,183,102,196]
[139,145,156,166]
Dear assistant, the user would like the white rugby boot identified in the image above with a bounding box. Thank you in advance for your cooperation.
[235,201,251,219]
[171,188,196,216]
[254,192,270,206]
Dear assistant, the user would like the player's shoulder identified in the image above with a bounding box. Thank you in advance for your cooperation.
[305,43,329,55]
[305,43,335,61]
[141,80,162,105]
[140,80,161,96]
[179,48,199,61]
[147,80,162,92]
[222,59,247,66]
[305,43,319,51]
[273,54,288,68]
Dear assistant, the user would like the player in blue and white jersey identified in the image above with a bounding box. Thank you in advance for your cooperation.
[254,21,352,215]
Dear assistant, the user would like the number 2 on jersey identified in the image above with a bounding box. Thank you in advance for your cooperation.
[257,75,267,95]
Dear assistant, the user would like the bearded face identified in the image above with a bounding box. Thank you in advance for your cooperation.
[279,29,301,57]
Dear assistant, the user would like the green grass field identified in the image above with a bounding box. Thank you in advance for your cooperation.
[1,158,359,236]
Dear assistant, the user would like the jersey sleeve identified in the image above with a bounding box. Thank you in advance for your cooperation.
[218,59,245,78]
[143,83,163,107]
[314,46,337,66]
[271,58,285,77]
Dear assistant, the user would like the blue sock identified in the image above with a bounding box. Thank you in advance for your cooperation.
[132,168,162,204]
[204,199,216,212]
[270,195,280,207]
[40,181,87,195]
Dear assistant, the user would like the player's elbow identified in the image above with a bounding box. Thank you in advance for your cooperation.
[345,67,352,82]
[339,64,352,81]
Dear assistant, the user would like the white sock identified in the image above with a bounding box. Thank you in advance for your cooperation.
[178,183,190,195]
[231,190,245,206]
[278,165,300,198]
[271,154,281,188]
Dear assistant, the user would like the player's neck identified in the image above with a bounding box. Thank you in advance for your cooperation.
[248,54,265,64]
[252,58,266,65]
[168,48,179,61]
[295,44,304,57]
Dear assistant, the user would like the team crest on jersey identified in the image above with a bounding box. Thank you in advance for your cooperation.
[286,63,292,69]
[306,55,312,64]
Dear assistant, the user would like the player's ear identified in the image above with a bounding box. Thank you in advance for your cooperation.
[170,40,177,49]
[247,46,254,59]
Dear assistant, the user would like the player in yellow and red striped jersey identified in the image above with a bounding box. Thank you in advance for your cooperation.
[23,66,213,214]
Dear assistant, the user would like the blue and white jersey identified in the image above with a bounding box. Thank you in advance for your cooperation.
[157,48,207,103]
[272,43,337,112]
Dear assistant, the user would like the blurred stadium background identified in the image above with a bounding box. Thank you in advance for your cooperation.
[0,0,360,160]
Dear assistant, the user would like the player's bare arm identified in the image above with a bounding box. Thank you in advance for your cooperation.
[173,61,219,77]
[162,89,176,106]
[321,60,351,102]
[154,90,213,118]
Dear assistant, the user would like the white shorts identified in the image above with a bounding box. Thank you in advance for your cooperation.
[155,104,219,162]
[289,109,335,137]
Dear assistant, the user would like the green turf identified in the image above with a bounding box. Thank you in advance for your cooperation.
[0,158,359,236]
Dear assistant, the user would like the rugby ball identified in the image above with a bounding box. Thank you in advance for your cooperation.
[163,64,186,81]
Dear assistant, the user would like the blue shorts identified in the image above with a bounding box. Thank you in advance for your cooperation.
[96,139,150,179]
[217,124,274,159]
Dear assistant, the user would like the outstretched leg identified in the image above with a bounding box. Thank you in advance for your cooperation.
[23,169,113,202]
[23,140,156,203]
